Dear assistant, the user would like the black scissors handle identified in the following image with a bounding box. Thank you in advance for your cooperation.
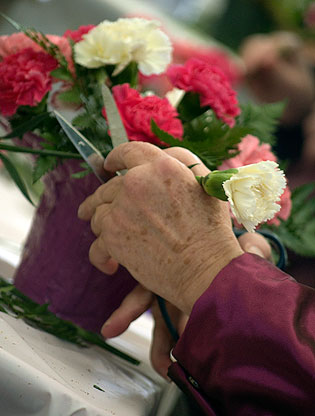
[233,228,287,271]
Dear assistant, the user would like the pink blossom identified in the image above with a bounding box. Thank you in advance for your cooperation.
[220,134,292,227]
[102,84,183,146]
[167,58,240,127]
[0,32,73,70]
[220,135,277,170]
[267,186,292,226]
[63,25,95,43]
[0,48,58,116]
[172,41,242,85]
[304,2,315,28]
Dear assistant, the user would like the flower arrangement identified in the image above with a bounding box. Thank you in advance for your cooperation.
[0,14,315,257]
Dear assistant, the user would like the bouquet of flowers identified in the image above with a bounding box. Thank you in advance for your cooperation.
[0,14,314,257]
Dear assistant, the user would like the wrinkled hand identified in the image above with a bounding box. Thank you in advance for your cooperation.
[240,31,315,126]
[100,230,272,379]
[78,142,243,315]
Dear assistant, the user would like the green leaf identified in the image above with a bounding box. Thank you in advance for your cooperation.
[0,152,34,205]
[111,62,138,88]
[72,113,94,130]
[0,277,140,366]
[152,113,248,170]
[265,182,315,257]
[50,67,73,81]
[177,92,206,122]
[32,155,58,183]
[57,86,81,104]
[2,112,50,139]
[238,101,286,145]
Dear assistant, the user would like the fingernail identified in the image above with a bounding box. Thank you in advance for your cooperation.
[102,319,111,328]
[246,245,264,258]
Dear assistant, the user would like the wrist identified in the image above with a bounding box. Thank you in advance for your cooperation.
[179,232,244,315]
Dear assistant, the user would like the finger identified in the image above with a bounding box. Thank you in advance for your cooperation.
[150,302,174,379]
[238,232,272,260]
[103,141,166,172]
[164,147,210,176]
[89,237,119,274]
[101,285,154,338]
[90,204,111,236]
[78,175,122,220]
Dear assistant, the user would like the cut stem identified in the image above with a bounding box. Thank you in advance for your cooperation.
[0,143,82,159]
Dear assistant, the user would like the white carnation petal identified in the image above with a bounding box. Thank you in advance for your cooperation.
[223,161,286,232]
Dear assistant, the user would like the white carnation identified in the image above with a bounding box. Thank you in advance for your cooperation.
[74,17,172,76]
[222,161,286,232]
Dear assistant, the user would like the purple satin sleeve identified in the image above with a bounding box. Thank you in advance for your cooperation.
[168,253,315,415]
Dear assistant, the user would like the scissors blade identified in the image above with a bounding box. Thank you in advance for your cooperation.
[101,84,129,148]
[54,110,113,183]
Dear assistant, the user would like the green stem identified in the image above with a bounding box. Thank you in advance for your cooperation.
[0,143,82,159]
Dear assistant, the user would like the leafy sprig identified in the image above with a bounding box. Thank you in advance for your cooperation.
[0,277,140,366]
[265,182,315,257]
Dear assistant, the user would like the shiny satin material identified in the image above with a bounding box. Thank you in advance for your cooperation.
[169,253,315,415]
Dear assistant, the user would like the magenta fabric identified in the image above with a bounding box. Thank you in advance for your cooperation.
[169,253,315,415]
[14,151,137,333]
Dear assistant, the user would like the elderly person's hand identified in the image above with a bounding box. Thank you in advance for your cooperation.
[79,143,273,379]
[78,142,243,315]
[240,31,315,126]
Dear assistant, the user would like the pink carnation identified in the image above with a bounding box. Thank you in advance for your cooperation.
[220,134,292,227]
[173,42,242,85]
[220,134,277,170]
[0,32,73,71]
[102,84,183,146]
[267,186,292,226]
[167,58,240,127]
[0,48,58,116]
[63,25,95,43]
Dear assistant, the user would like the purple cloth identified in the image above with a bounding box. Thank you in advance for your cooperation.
[168,253,315,415]
[14,155,137,333]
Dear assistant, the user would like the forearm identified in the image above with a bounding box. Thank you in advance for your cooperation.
[169,253,315,415]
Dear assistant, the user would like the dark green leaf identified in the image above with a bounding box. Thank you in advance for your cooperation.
[177,92,206,122]
[32,155,58,183]
[265,182,315,257]
[2,112,50,139]
[0,153,34,205]
[0,277,140,365]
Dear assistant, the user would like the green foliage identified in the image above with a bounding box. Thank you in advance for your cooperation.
[238,101,286,145]
[152,111,248,169]
[1,112,51,140]
[265,183,315,257]
[0,152,34,205]
[177,92,205,122]
[0,277,140,365]
[32,155,58,183]
[57,86,81,104]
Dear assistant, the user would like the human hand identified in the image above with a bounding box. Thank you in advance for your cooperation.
[78,142,243,315]
[100,229,272,379]
[240,31,315,126]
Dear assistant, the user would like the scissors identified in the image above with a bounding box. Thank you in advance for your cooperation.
[54,84,287,342]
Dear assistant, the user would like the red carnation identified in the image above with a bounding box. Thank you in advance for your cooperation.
[167,58,240,127]
[63,25,95,43]
[0,48,58,116]
[102,84,183,146]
